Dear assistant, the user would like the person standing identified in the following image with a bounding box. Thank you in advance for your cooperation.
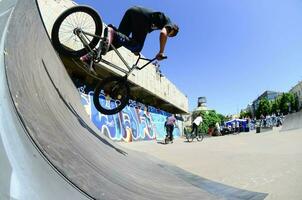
[215,122,222,136]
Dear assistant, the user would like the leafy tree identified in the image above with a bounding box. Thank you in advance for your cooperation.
[256,98,271,118]
[270,96,281,115]
[192,110,223,134]
[240,110,252,118]
[279,93,296,114]
[217,113,228,123]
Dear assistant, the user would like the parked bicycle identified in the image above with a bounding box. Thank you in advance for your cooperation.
[51,6,167,115]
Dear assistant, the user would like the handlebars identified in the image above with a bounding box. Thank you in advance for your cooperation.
[134,54,167,70]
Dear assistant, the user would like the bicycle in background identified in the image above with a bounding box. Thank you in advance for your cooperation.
[184,128,204,142]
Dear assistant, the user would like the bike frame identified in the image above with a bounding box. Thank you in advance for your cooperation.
[77,29,158,78]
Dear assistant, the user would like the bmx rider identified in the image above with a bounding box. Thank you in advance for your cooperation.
[191,115,203,136]
[81,6,179,62]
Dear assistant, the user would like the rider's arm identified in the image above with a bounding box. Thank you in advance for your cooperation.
[156,27,168,60]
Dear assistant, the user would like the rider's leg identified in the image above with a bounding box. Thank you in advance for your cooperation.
[109,28,146,53]
[168,125,174,140]
[100,26,115,55]
[117,7,135,37]
[116,6,148,54]
[80,26,116,61]
[165,126,169,138]
[191,123,197,134]
[194,126,198,136]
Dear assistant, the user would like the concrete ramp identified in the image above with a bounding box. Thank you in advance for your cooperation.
[0,0,267,199]
[281,111,302,132]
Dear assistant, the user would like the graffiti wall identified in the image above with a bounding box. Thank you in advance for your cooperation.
[80,91,183,142]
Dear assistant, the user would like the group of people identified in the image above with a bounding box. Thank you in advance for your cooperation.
[164,114,203,142]
[258,114,284,128]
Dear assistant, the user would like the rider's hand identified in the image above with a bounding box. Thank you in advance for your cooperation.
[156,52,165,60]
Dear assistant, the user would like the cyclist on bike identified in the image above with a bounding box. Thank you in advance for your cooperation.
[191,115,203,136]
[81,6,179,62]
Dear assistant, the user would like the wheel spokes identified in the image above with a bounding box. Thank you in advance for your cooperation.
[58,11,96,51]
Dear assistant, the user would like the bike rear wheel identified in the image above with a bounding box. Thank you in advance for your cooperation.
[51,6,103,57]
[93,76,130,115]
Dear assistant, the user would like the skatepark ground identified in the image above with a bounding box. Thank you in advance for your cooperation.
[119,127,302,200]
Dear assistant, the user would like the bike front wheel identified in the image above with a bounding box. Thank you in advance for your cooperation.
[51,6,103,57]
[186,133,193,142]
[196,133,204,142]
[93,76,130,115]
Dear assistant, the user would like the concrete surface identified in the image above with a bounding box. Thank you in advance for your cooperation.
[120,127,302,200]
[281,111,302,131]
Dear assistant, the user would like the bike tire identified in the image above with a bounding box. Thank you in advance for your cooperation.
[51,6,103,57]
[93,76,130,115]
[185,133,189,142]
[197,134,204,142]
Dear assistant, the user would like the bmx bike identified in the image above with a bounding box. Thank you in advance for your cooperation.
[51,6,167,115]
[185,131,204,142]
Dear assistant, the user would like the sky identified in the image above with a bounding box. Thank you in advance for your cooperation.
[75,0,302,115]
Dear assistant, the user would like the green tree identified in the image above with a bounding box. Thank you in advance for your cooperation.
[240,110,252,118]
[271,99,280,115]
[279,93,296,114]
[192,110,223,134]
[256,98,271,118]
[217,113,228,123]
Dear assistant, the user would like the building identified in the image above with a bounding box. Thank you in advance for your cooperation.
[241,104,254,117]
[252,90,282,115]
[289,80,302,110]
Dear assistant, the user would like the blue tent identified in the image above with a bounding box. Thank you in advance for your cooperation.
[225,119,248,131]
